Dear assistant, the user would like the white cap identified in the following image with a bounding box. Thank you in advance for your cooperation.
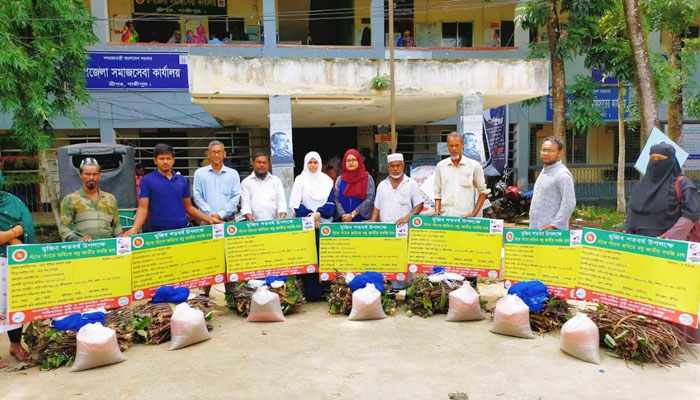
[387,153,404,163]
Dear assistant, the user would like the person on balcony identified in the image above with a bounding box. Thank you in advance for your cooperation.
[120,21,138,43]
[209,33,225,44]
[335,149,375,222]
[0,171,33,366]
[396,29,415,47]
[290,151,335,300]
[624,143,700,239]
[167,30,182,44]
[529,136,576,230]
[58,158,122,242]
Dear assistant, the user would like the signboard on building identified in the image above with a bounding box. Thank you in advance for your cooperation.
[133,0,227,16]
[546,86,630,122]
[681,124,700,170]
[86,52,189,91]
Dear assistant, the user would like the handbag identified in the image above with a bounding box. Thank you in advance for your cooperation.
[674,176,700,242]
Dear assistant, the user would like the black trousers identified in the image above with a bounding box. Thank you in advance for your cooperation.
[7,326,22,344]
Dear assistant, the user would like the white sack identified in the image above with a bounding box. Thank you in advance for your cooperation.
[489,294,535,339]
[560,313,601,364]
[446,283,484,322]
[248,286,285,322]
[348,284,386,321]
[71,323,126,371]
[169,303,211,350]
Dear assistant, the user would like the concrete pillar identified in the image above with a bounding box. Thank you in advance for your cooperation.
[371,0,385,50]
[97,101,116,144]
[90,0,110,44]
[262,0,278,54]
[268,95,294,213]
[515,115,530,189]
[457,95,484,160]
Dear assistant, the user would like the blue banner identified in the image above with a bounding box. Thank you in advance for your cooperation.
[546,86,630,122]
[86,52,188,91]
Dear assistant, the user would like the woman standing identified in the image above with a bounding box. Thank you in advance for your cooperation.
[0,172,33,367]
[624,143,700,239]
[334,149,375,222]
[290,152,335,300]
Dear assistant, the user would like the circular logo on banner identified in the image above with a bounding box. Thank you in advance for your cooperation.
[679,313,694,326]
[321,226,331,236]
[118,296,130,306]
[229,273,239,282]
[135,0,145,5]
[320,273,329,281]
[409,264,418,273]
[227,225,238,235]
[575,288,587,300]
[504,280,512,288]
[412,217,422,227]
[11,312,25,324]
[11,249,27,263]
[569,289,576,299]
[215,274,224,283]
[134,290,144,300]
[132,237,144,248]
[488,270,499,278]
[584,232,597,244]
[506,232,514,242]
[306,265,316,273]
[396,273,406,282]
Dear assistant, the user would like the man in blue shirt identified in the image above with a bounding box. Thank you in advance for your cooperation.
[193,140,241,222]
[124,143,220,236]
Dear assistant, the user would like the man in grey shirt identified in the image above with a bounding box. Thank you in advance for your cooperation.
[529,136,576,230]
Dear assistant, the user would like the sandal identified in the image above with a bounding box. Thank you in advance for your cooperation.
[0,357,8,369]
[9,346,29,363]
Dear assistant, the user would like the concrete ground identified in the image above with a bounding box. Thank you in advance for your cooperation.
[1,284,699,400]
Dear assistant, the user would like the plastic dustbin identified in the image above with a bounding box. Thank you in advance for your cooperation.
[57,143,136,208]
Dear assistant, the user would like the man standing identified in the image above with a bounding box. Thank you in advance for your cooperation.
[529,136,576,230]
[59,158,122,242]
[370,153,423,225]
[433,132,489,218]
[193,140,241,222]
[240,153,287,221]
[124,144,220,236]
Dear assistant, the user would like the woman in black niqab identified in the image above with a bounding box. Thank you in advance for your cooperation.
[624,142,700,238]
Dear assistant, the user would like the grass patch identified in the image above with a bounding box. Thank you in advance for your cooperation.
[572,205,625,231]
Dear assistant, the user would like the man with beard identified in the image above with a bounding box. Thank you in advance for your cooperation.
[370,153,423,226]
[59,158,122,241]
[529,136,576,230]
[240,153,287,221]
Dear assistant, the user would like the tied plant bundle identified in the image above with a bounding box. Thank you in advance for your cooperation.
[585,305,697,367]
[328,272,396,316]
[226,276,304,316]
[529,297,573,334]
[405,276,467,318]
[22,296,212,370]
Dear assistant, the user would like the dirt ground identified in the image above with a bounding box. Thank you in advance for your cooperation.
[1,284,699,400]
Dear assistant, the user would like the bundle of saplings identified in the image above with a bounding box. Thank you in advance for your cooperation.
[227,276,304,316]
[328,271,396,316]
[585,305,697,367]
[405,270,466,318]
[529,297,573,334]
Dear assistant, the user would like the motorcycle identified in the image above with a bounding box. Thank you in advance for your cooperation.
[488,169,532,222]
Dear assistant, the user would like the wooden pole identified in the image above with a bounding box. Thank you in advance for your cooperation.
[389,1,397,153]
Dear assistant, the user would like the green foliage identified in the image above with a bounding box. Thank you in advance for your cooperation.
[371,73,391,91]
[40,354,74,371]
[566,75,604,134]
[572,204,626,230]
[0,0,96,153]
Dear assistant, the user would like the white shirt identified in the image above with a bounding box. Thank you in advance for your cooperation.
[434,156,489,217]
[240,173,287,221]
[375,175,424,223]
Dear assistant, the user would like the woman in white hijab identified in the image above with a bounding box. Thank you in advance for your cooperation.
[290,151,335,300]
[290,151,335,226]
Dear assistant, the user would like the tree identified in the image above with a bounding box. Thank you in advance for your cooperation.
[0,1,96,219]
[582,1,636,213]
[646,0,700,143]
[621,0,658,140]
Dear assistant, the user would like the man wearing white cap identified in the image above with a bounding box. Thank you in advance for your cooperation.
[370,153,424,226]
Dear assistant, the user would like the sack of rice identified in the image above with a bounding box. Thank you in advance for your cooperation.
[490,294,535,339]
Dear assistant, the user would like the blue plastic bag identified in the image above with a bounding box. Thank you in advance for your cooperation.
[152,285,190,304]
[507,280,550,312]
[54,311,106,331]
[264,275,288,287]
[348,271,385,293]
